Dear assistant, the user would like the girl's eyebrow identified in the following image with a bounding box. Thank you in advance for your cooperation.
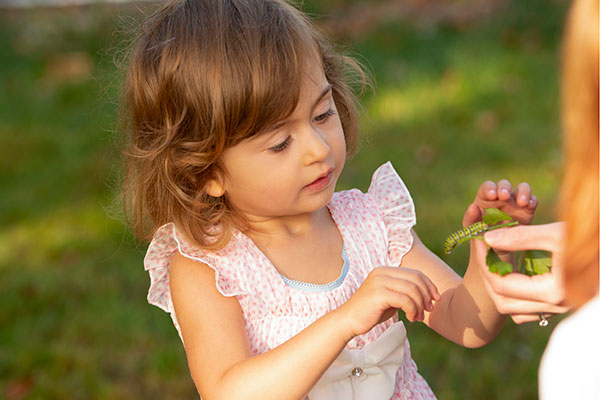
[269,84,333,132]
[313,84,333,108]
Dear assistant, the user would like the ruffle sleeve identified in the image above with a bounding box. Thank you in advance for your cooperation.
[366,162,417,266]
[143,223,248,315]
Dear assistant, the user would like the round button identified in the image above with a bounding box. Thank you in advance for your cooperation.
[351,367,363,377]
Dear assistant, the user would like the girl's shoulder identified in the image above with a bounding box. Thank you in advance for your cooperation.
[144,223,254,314]
[332,161,415,219]
[330,162,417,266]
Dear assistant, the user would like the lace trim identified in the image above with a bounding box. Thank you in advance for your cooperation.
[280,246,349,292]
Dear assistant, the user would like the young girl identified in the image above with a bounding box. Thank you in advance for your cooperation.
[122,1,538,398]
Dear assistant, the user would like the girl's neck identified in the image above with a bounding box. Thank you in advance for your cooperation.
[243,207,331,242]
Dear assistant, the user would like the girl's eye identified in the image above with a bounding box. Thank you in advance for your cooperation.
[268,136,292,153]
[314,109,336,123]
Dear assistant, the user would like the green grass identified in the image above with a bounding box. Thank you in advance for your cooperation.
[0,1,569,398]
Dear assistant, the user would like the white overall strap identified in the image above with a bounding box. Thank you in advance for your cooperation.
[308,322,407,400]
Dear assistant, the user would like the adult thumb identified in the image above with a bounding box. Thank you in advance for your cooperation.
[483,222,565,252]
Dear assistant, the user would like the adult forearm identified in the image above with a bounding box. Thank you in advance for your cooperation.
[206,309,352,400]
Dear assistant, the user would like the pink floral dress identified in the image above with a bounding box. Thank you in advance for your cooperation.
[144,162,436,399]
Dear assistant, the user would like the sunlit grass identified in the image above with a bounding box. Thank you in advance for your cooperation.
[0,202,114,268]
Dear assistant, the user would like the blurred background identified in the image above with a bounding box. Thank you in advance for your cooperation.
[0,0,569,398]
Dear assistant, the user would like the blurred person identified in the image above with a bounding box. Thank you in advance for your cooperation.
[477,0,598,397]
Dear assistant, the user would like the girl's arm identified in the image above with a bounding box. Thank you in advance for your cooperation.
[170,252,348,400]
[401,180,540,347]
[170,251,438,400]
[400,231,505,348]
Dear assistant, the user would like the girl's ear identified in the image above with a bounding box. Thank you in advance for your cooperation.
[204,176,225,198]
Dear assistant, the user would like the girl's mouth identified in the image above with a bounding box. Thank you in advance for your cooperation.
[304,170,333,191]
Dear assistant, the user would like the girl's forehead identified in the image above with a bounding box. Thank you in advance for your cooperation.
[299,57,328,97]
[227,48,328,144]
[244,64,331,143]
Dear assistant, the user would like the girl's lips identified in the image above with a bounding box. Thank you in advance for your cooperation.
[304,170,333,191]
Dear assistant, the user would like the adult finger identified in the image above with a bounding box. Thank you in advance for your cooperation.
[490,294,569,315]
[481,267,565,305]
[483,223,565,253]
[510,314,550,325]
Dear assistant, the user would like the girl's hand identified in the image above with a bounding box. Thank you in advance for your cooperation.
[473,179,538,225]
[338,267,440,339]
[478,223,570,324]
[466,179,538,264]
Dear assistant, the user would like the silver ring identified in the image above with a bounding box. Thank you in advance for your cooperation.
[538,313,549,327]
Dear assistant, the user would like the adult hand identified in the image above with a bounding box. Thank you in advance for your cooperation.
[478,222,570,324]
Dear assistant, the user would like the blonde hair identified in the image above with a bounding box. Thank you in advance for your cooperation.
[558,0,599,307]
[121,0,366,249]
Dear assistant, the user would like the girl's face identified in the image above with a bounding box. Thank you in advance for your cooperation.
[211,58,347,223]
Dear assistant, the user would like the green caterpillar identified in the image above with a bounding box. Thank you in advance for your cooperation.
[443,221,489,255]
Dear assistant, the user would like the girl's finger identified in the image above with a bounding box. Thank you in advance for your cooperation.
[420,272,441,302]
[412,269,441,302]
[385,275,430,313]
[513,182,532,207]
[496,179,513,201]
[527,194,539,210]
[477,180,498,201]
[393,268,440,305]
[384,289,420,321]
[462,203,482,228]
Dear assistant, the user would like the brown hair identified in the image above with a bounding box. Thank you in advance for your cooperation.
[558,0,599,307]
[121,0,367,249]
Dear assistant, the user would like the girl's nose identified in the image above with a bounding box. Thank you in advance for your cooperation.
[301,126,330,165]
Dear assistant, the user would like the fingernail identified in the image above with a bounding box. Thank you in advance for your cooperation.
[484,230,502,245]
[501,189,510,196]
[520,195,527,203]
[489,189,496,197]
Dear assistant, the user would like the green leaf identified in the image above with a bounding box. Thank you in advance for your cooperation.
[487,248,513,276]
[522,250,551,276]
[482,207,513,226]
